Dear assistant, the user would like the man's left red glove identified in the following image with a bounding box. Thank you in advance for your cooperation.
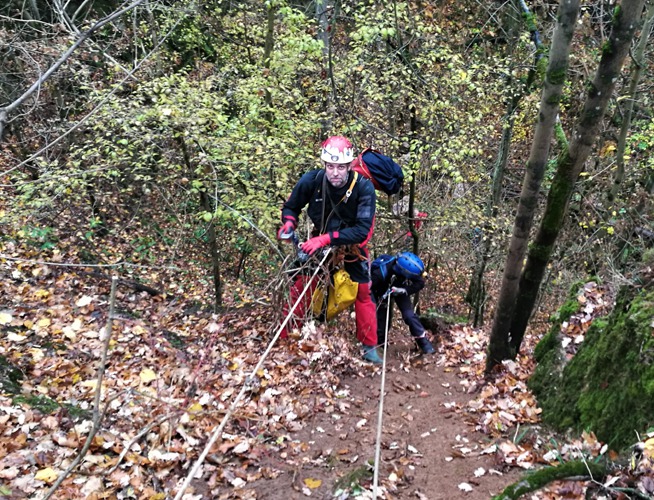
[301,234,331,255]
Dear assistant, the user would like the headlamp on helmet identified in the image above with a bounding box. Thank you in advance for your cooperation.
[321,135,354,165]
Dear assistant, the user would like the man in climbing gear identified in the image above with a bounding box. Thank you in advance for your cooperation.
[371,252,435,354]
[277,135,382,364]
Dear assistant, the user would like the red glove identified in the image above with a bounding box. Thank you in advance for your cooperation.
[301,234,331,255]
[277,221,295,240]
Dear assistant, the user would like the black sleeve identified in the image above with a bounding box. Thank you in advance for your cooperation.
[281,170,321,225]
[402,274,425,295]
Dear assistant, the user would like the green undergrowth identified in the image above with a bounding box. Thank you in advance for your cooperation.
[530,282,654,449]
[1,355,90,420]
[333,461,373,496]
[530,281,589,397]
[12,394,91,420]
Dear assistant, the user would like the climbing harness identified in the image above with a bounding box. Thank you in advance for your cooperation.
[173,247,331,500]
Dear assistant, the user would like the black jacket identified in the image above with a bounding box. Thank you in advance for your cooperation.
[371,266,425,298]
[281,169,376,247]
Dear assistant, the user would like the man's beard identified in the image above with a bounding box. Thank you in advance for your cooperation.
[327,173,347,188]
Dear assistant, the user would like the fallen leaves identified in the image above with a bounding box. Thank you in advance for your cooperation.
[0,311,12,325]
[645,436,654,459]
[138,368,157,383]
[34,467,59,483]
[457,481,473,492]
[433,280,654,500]
[75,296,94,308]
[0,224,647,500]
[303,477,321,488]
[3,257,330,497]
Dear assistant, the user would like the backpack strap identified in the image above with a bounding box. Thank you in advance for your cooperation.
[381,256,396,281]
[354,150,373,181]
[320,170,327,233]
[342,171,358,203]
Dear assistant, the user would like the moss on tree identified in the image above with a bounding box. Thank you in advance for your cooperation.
[546,68,567,86]
[530,282,654,450]
[491,459,607,500]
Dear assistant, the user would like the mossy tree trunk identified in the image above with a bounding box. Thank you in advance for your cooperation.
[530,284,654,449]
[505,0,647,359]
[487,0,581,370]
[467,0,545,327]
[492,460,607,500]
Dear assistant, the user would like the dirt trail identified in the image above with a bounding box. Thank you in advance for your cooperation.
[252,336,522,499]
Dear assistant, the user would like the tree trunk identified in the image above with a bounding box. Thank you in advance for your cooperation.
[263,2,275,125]
[607,1,654,203]
[467,92,514,327]
[175,136,223,309]
[487,0,581,370]
[199,190,223,311]
[507,0,647,358]
[467,0,543,327]
[316,0,333,136]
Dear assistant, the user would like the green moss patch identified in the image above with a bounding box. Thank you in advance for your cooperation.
[12,394,91,420]
[0,355,24,395]
[530,284,654,450]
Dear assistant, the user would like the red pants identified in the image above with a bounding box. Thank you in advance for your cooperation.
[280,275,377,346]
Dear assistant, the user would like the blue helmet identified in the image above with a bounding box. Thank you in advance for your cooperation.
[393,252,425,279]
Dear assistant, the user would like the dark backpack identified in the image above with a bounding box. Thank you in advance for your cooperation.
[371,254,397,282]
[351,148,404,195]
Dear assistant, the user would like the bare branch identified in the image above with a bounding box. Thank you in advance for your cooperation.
[0,9,187,177]
[42,276,119,500]
[1,0,147,117]
[104,414,172,475]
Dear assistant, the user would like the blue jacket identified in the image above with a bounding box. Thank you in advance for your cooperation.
[281,169,376,247]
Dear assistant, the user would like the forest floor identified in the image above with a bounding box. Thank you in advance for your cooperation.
[1,223,651,499]
[245,332,526,500]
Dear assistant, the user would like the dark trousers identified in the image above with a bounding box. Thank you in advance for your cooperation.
[374,293,424,345]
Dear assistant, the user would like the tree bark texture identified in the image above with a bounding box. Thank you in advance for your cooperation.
[487,0,581,370]
[509,0,647,355]
[608,1,654,203]
[467,0,542,325]
[317,0,334,135]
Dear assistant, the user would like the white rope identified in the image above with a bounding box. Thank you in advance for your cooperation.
[372,290,393,499]
[173,248,331,500]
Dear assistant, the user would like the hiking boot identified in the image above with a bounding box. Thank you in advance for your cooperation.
[362,344,383,364]
[414,335,435,354]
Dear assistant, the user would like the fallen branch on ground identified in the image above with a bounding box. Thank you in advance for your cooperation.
[491,459,607,500]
